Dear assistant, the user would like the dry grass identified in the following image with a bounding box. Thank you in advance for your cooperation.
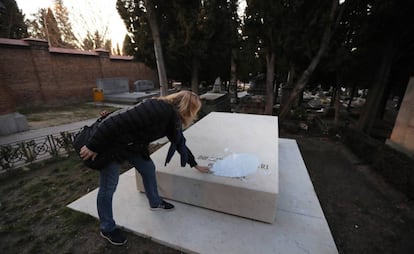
[0,153,180,254]
[19,103,122,129]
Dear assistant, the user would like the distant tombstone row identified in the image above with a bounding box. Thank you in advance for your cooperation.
[96,78,158,104]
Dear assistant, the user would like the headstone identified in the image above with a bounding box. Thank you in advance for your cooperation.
[199,92,231,115]
[133,80,155,92]
[248,74,266,95]
[135,112,279,223]
[212,77,222,93]
[97,77,129,95]
[0,112,29,136]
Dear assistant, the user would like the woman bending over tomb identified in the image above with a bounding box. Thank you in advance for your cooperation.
[79,90,210,246]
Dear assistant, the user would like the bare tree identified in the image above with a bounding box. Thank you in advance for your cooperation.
[66,0,112,51]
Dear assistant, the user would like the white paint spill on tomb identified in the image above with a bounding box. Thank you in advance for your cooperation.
[211,153,260,177]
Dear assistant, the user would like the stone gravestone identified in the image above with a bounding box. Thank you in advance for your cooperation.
[212,76,222,93]
[0,112,29,136]
[199,92,231,114]
[97,77,129,95]
[135,112,279,223]
[133,80,155,92]
[200,76,231,114]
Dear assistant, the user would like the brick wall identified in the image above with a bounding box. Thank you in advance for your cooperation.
[0,38,158,113]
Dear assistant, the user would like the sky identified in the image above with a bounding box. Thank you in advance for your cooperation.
[15,0,128,49]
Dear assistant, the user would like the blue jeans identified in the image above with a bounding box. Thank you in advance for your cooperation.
[97,151,162,232]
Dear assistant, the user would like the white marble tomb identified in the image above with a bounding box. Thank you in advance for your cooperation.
[135,112,279,223]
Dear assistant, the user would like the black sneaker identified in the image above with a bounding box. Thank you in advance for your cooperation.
[100,228,127,246]
[150,200,175,211]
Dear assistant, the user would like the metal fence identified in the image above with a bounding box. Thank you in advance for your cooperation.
[0,129,80,170]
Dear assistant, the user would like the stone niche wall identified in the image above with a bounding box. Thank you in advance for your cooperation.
[0,38,158,112]
[388,76,414,157]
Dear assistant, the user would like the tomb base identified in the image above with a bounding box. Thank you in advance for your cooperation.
[68,139,338,254]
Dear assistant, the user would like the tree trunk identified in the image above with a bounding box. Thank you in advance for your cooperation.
[279,0,340,121]
[144,0,168,96]
[330,85,336,107]
[347,84,357,111]
[377,82,393,119]
[278,47,328,120]
[264,51,275,115]
[287,65,295,87]
[334,83,341,125]
[191,56,199,94]
[274,80,280,107]
[356,41,395,134]
[229,48,238,104]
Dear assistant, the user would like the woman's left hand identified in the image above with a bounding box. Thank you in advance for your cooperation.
[80,145,97,161]
[194,165,210,173]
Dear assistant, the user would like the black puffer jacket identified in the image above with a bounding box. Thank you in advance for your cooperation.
[86,99,197,167]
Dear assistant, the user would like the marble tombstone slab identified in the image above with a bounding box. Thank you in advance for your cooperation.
[135,112,279,223]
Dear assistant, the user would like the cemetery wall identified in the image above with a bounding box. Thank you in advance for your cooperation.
[0,38,158,114]
[342,127,414,200]
[388,77,414,156]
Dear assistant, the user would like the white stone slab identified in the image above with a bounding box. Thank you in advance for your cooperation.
[67,139,338,254]
[104,91,158,103]
[135,112,279,223]
[200,92,227,100]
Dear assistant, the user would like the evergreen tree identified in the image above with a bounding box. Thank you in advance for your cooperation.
[44,7,63,47]
[117,0,155,66]
[26,8,48,40]
[278,0,341,120]
[53,0,77,47]
[201,0,240,86]
[0,0,28,38]
[244,0,285,114]
[353,0,414,133]
[26,5,77,48]
[81,31,95,50]
[117,0,241,91]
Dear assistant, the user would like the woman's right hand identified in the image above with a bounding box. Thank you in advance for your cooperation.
[194,165,210,173]
[100,110,109,118]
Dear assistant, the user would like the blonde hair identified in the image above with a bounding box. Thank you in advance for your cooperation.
[158,90,202,127]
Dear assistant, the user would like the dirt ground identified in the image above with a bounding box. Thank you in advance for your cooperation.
[1,105,414,253]
[289,133,414,254]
